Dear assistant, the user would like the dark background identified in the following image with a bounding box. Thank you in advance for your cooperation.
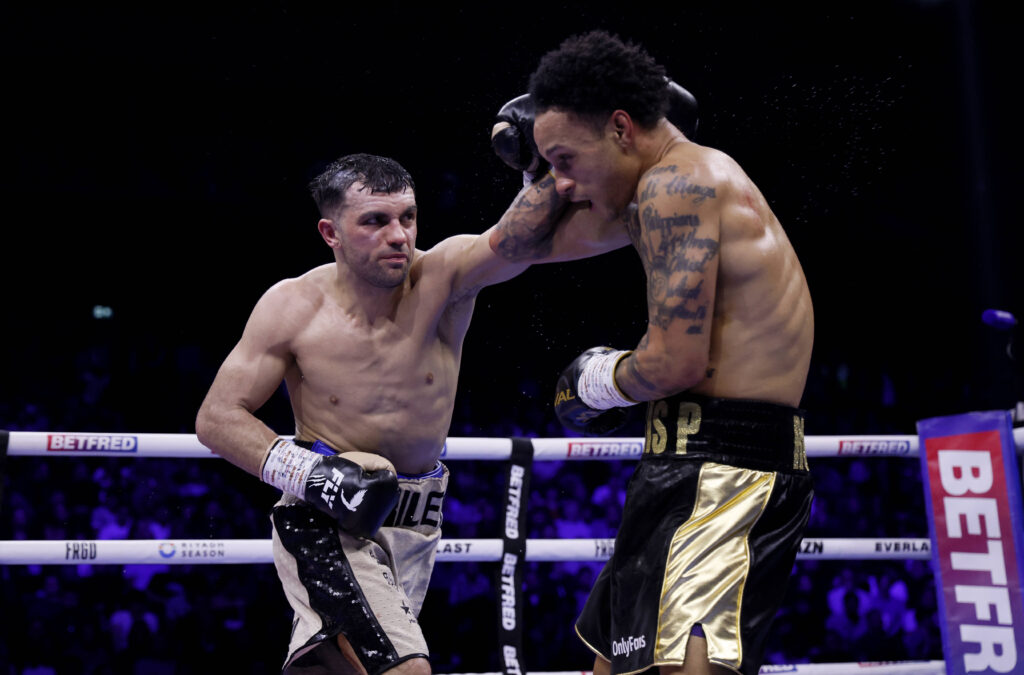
[2,1,1023,672]
[5,0,1023,434]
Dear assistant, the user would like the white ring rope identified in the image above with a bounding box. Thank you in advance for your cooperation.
[0,537,932,565]
[6,428,1023,458]
[446,664,947,675]
[1,430,956,674]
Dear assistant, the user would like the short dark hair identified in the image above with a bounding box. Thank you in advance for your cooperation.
[528,30,669,130]
[308,153,415,218]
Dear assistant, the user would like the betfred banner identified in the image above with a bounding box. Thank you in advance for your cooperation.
[918,410,1024,674]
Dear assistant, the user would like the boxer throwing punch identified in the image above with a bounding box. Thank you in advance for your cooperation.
[195,153,629,674]
[490,31,815,675]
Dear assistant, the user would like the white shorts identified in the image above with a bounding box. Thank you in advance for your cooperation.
[271,462,448,674]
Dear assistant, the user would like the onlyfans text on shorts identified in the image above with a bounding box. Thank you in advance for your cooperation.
[611,634,647,657]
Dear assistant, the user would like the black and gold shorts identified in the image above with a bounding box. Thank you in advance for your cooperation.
[575,393,814,675]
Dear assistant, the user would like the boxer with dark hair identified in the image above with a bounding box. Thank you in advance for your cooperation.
[196,152,629,674]
[490,31,815,675]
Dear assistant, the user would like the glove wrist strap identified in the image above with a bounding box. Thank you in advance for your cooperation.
[261,438,319,497]
[578,350,638,410]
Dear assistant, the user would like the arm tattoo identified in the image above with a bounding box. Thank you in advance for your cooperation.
[624,334,659,393]
[492,174,565,261]
[634,172,720,334]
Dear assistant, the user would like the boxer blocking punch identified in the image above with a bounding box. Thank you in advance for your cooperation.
[489,31,815,675]
[195,152,630,674]
[492,79,699,185]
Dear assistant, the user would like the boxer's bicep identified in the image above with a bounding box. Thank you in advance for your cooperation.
[622,169,722,397]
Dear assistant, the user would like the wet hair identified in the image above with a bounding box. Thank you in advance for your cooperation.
[528,30,669,131]
[308,153,415,218]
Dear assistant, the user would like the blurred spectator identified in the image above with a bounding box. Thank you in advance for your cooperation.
[0,343,945,671]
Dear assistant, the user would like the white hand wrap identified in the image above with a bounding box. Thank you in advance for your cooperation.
[261,438,319,497]
[577,349,637,410]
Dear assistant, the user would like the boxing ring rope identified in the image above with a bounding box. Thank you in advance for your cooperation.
[4,429,1021,675]
[453,665,948,675]
[15,429,1023,458]
[0,537,934,565]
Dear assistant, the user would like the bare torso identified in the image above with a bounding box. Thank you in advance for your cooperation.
[283,258,474,473]
[631,142,813,408]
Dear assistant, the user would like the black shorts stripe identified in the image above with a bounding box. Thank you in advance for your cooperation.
[272,503,399,673]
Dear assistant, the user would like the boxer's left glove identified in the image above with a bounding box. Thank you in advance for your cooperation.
[491,79,698,185]
[554,347,639,436]
[261,439,399,538]
[491,93,549,186]
[666,79,699,139]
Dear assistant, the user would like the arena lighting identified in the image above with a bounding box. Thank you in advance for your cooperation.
[91,304,113,319]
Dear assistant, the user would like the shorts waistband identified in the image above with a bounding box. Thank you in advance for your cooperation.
[643,393,808,472]
[292,439,444,479]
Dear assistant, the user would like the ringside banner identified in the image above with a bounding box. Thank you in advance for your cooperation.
[918,410,1024,674]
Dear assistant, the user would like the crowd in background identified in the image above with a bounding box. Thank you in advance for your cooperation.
[0,323,996,674]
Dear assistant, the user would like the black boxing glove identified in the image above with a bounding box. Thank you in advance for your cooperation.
[666,79,699,139]
[554,347,639,436]
[493,80,697,184]
[261,439,399,538]
[491,93,549,185]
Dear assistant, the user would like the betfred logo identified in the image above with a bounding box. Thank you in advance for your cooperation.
[837,439,911,456]
[567,441,643,458]
[919,411,1024,675]
[47,434,138,453]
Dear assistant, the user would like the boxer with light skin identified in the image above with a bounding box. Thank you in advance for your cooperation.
[490,31,815,675]
[195,153,628,675]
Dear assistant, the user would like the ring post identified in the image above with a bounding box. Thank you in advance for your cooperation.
[917,410,1024,674]
[0,429,8,515]
[497,438,533,675]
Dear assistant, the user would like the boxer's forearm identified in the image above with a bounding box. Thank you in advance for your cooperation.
[195,401,278,478]
[614,335,708,402]
[489,173,568,261]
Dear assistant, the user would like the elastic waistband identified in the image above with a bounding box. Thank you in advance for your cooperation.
[293,439,334,455]
[293,438,444,479]
[643,393,808,472]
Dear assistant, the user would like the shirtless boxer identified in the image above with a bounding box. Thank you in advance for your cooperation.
[194,153,629,674]
[489,31,815,675]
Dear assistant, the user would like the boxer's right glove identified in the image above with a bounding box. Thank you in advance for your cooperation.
[491,93,549,185]
[554,347,639,436]
[261,439,399,538]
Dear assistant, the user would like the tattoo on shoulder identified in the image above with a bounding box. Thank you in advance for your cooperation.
[639,167,717,207]
[664,173,717,205]
[624,204,642,248]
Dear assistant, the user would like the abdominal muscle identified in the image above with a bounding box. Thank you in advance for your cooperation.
[284,351,457,475]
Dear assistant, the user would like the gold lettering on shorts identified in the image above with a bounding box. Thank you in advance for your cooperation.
[674,402,702,454]
[793,415,808,470]
[646,400,669,454]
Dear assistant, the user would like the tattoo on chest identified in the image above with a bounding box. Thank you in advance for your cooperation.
[625,206,642,248]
